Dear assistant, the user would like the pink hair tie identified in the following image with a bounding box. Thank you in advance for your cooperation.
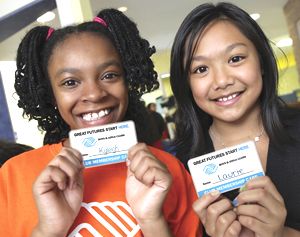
[93,16,107,27]
[46,28,54,40]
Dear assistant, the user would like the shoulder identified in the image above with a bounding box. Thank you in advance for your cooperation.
[1,143,62,174]
[280,107,300,123]
[148,145,182,167]
[280,107,300,138]
[147,145,193,182]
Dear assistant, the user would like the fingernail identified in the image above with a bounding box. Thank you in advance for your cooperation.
[209,190,220,196]
[126,159,130,166]
[239,185,247,192]
[59,182,66,190]
[72,181,77,189]
[232,197,238,207]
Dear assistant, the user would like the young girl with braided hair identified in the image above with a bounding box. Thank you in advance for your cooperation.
[0,9,200,237]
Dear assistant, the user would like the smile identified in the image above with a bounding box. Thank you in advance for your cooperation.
[216,92,240,102]
[82,109,111,121]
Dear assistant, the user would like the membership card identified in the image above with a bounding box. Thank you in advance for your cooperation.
[188,141,265,197]
[69,120,137,168]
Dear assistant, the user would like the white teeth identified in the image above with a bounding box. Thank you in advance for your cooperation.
[217,93,238,102]
[99,110,105,117]
[82,109,110,121]
[91,113,98,119]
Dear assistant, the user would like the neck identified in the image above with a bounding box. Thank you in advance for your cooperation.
[210,107,265,148]
[63,138,70,147]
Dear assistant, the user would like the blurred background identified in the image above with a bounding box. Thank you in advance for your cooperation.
[1,0,300,148]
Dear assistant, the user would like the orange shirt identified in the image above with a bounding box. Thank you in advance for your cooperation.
[0,143,201,237]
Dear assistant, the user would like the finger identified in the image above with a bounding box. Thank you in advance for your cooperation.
[140,166,172,190]
[238,215,266,235]
[129,147,166,175]
[192,190,221,225]
[131,155,167,181]
[224,220,241,237]
[128,143,150,161]
[51,147,83,168]
[51,154,83,189]
[235,204,269,224]
[215,210,237,237]
[236,202,286,234]
[244,176,284,203]
[34,165,70,194]
[236,188,284,215]
[129,157,151,182]
[205,198,233,235]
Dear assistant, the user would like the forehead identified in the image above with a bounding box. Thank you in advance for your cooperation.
[194,20,252,49]
[48,32,121,69]
[52,32,118,59]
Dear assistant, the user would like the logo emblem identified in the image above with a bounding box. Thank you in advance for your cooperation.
[68,201,140,236]
[204,163,218,175]
[83,137,97,147]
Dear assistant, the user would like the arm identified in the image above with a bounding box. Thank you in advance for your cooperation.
[126,143,173,237]
[283,227,300,237]
[30,147,84,237]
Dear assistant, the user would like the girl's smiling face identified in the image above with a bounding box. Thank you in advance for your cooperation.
[189,20,263,124]
[48,32,128,130]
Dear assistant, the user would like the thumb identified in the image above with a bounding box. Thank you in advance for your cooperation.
[126,159,134,178]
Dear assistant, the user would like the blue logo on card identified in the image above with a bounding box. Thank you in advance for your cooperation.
[83,137,97,147]
[204,163,218,175]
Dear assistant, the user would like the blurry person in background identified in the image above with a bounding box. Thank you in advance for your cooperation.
[0,140,33,166]
[147,102,169,149]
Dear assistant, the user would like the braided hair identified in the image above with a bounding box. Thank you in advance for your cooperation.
[15,8,159,145]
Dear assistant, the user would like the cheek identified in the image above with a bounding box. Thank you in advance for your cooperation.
[54,92,75,112]
[190,79,209,101]
[122,91,129,110]
[245,69,263,92]
[116,84,129,110]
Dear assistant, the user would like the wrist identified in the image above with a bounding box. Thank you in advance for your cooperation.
[137,215,173,237]
[31,225,66,237]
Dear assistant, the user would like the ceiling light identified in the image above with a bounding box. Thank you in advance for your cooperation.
[250,13,260,21]
[37,11,55,23]
[276,38,293,47]
[118,6,128,12]
[161,73,170,79]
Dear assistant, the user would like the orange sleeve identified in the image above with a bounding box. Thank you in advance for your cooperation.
[0,167,10,236]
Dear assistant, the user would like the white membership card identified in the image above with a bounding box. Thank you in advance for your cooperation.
[188,141,265,197]
[69,120,137,168]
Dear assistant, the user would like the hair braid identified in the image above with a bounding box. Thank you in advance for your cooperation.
[98,9,159,143]
[15,9,159,145]
[15,26,69,144]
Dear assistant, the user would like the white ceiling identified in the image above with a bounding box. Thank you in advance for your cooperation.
[0,0,290,61]
[90,0,290,51]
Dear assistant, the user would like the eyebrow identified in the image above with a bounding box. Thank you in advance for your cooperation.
[192,42,247,61]
[54,59,122,78]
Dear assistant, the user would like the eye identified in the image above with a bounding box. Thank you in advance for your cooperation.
[229,55,245,64]
[61,79,79,88]
[101,72,120,81]
[193,66,208,74]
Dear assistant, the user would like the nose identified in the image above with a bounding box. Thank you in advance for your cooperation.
[81,80,107,102]
[212,66,234,90]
